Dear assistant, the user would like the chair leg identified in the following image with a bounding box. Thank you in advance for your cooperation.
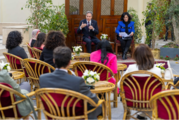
[115,45,118,55]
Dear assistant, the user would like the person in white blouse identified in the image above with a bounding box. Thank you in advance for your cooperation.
[118,44,162,119]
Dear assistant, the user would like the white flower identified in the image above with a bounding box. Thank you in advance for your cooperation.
[82,75,85,79]
[100,36,103,39]
[7,66,11,72]
[90,71,95,76]
[83,70,89,76]
[75,47,78,52]
[95,74,100,80]
[87,77,95,84]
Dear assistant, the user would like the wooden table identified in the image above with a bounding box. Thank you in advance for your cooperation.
[9,71,25,84]
[72,52,90,61]
[91,81,115,120]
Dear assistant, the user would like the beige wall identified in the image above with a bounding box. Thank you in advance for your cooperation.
[0,0,151,35]
[0,0,65,23]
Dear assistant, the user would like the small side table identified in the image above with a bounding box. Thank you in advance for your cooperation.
[10,71,25,84]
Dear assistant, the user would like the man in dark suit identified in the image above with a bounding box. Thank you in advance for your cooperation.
[77,11,100,53]
[39,46,102,119]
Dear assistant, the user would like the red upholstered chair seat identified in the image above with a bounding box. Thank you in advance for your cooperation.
[42,93,84,119]
[123,76,163,108]
[0,83,22,118]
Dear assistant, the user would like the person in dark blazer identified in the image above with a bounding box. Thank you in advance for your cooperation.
[6,31,28,59]
[115,12,135,60]
[39,46,102,119]
[40,31,66,67]
[77,11,100,53]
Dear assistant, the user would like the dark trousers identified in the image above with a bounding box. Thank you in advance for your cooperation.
[117,36,132,54]
[83,37,100,53]
[165,25,174,41]
[88,104,102,119]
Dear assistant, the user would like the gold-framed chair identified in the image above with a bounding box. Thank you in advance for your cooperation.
[150,89,179,120]
[120,70,165,119]
[32,47,42,59]
[23,58,55,91]
[26,43,35,58]
[166,74,179,89]
[3,52,24,72]
[35,88,105,120]
[72,61,118,107]
[0,83,37,119]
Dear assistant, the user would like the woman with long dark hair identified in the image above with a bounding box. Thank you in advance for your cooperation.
[33,32,46,49]
[6,31,28,59]
[90,40,118,91]
[115,12,135,60]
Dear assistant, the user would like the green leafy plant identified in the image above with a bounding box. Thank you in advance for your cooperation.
[128,8,143,44]
[160,56,164,59]
[21,0,69,36]
[174,55,179,61]
[142,0,170,49]
[165,56,170,60]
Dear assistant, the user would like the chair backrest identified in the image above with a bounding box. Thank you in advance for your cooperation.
[73,61,114,81]
[150,90,179,119]
[0,83,26,119]
[35,88,97,120]
[74,28,83,45]
[26,43,35,58]
[3,52,24,71]
[23,58,55,90]
[32,47,42,59]
[120,70,165,109]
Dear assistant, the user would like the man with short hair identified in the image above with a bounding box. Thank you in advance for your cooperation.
[39,46,102,119]
[77,11,100,53]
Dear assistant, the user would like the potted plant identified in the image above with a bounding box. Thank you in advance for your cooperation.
[73,46,82,56]
[0,61,11,72]
[142,0,169,58]
[160,42,179,59]
[128,8,143,47]
[22,1,69,36]
[82,70,100,88]
[100,34,108,41]
[165,56,170,60]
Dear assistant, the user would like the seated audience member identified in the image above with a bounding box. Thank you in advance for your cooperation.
[90,40,118,93]
[40,31,66,67]
[118,44,161,119]
[0,69,33,117]
[29,29,40,47]
[39,46,102,119]
[33,32,46,49]
[6,31,28,59]
[115,12,135,60]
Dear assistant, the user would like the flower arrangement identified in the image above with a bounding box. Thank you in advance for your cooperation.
[156,63,165,73]
[100,34,108,40]
[165,56,170,60]
[160,56,164,59]
[174,55,179,61]
[72,46,82,55]
[0,61,11,72]
[82,70,100,85]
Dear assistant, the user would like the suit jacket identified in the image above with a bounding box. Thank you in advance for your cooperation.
[40,47,55,67]
[115,21,135,36]
[0,70,33,117]
[39,70,99,104]
[8,46,28,59]
[77,19,99,40]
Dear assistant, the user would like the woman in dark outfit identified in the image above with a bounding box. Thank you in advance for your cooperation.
[40,31,66,67]
[6,31,28,59]
[115,12,135,60]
